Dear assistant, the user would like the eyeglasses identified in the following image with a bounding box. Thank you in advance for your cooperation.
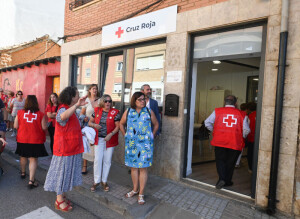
[17,93,23,95]
[137,98,145,102]
[104,100,112,103]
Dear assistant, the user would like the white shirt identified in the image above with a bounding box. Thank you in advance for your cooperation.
[146,98,150,109]
[204,105,250,138]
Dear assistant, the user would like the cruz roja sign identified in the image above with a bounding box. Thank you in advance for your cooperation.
[102,5,177,46]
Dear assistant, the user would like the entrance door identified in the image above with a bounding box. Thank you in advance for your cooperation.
[186,24,266,198]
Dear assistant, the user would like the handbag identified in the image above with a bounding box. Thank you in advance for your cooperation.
[198,121,210,140]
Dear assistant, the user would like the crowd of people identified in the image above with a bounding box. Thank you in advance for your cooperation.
[0,84,161,212]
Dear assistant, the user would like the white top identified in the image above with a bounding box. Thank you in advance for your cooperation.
[83,97,100,118]
[204,105,250,138]
[11,98,25,117]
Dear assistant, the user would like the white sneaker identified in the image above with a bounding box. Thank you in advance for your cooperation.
[11,132,16,137]
[9,129,13,132]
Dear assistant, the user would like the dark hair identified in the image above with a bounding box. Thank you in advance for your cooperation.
[240,103,248,111]
[47,93,58,106]
[24,95,39,112]
[58,86,78,105]
[248,102,257,112]
[224,95,237,105]
[88,84,100,98]
[130,92,145,109]
[16,90,23,97]
[9,91,15,97]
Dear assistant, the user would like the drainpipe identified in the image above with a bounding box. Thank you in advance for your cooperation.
[267,0,289,215]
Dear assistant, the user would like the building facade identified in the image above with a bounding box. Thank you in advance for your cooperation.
[61,0,300,216]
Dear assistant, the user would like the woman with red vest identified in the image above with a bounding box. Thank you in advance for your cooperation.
[45,93,59,154]
[14,95,48,187]
[246,102,257,172]
[44,86,87,212]
[88,94,120,192]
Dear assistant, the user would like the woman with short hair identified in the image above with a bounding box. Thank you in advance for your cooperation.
[6,91,15,132]
[44,86,87,212]
[88,94,120,192]
[10,90,25,137]
[14,95,48,187]
[120,92,159,205]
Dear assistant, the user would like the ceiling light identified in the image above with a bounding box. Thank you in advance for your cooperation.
[213,60,221,64]
[212,69,218,71]
[253,78,259,81]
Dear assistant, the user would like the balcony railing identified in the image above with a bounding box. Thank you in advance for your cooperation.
[69,0,94,10]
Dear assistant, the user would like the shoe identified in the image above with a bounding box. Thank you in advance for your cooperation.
[90,183,100,193]
[224,181,234,187]
[81,166,88,175]
[235,164,241,168]
[9,128,13,132]
[215,180,225,189]
[11,132,16,137]
[101,182,109,192]
[55,200,72,212]
[138,194,145,205]
[28,180,39,189]
[6,128,9,132]
[125,189,139,198]
[20,172,26,179]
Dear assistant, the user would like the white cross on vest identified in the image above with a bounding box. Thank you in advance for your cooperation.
[223,114,237,127]
[24,111,37,123]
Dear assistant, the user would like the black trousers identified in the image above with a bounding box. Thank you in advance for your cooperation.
[246,141,254,171]
[214,146,241,184]
[48,125,55,154]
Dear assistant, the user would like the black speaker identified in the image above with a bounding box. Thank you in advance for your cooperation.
[165,94,179,116]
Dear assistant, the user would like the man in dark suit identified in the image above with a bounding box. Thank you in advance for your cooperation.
[141,84,161,135]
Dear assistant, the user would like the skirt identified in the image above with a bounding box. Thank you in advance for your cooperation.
[15,142,48,158]
[44,154,82,195]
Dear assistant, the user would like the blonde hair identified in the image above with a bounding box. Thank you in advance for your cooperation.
[99,94,112,108]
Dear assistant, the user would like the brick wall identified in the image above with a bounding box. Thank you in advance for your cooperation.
[64,0,228,42]
[10,41,60,66]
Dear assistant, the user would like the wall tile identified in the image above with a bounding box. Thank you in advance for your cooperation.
[187,6,212,31]
[262,61,277,107]
[211,0,238,26]
[238,0,270,21]
[259,106,275,152]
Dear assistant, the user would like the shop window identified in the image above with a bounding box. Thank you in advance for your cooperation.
[136,55,164,71]
[85,68,91,77]
[116,62,123,71]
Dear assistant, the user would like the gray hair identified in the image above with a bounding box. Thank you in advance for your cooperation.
[224,95,237,106]
[140,84,150,91]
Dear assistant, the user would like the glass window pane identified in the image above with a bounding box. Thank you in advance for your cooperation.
[76,54,100,97]
[194,26,263,59]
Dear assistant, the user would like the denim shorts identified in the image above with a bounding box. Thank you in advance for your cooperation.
[0,122,7,132]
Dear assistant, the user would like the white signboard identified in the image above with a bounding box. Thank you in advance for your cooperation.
[102,5,177,46]
[166,71,182,83]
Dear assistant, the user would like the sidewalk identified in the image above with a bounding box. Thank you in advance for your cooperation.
[2,132,292,219]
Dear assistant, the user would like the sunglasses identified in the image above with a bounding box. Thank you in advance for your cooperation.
[137,98,145,102]
[17,93,23,95]
[104,100,112,103]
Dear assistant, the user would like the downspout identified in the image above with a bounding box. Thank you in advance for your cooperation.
[267,0,289,215]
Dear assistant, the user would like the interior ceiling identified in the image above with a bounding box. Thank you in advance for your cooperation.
[198,57,260,74]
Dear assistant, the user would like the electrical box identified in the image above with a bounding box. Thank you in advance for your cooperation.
[165,94,179,116]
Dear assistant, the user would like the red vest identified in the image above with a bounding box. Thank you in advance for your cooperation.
[211,107,245,151]
[94,107,119,148]
[247,111,256,143]
[53,104,84,156]
[16,110,46,144]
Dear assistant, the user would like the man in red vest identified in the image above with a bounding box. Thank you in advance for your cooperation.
[205,95,250,189]
[246,102,257,173]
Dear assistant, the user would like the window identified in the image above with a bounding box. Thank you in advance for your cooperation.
[85,68,91,77]
[116,62,123,71]
[136,55,164,71]
[69,0,98,10]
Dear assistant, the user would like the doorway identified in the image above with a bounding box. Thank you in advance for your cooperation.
[186,23,266,197]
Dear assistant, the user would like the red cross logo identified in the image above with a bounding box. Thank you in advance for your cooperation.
[223,114,237,127]
[115,27,124,38]
[24,111,37,123]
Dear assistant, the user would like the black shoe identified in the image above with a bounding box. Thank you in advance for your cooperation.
[216,180,225,189]
[224,181,233,187]
[21,172,26,179]
[81,166,88,175]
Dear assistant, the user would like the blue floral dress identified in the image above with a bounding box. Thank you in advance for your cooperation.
[125,107,153,168]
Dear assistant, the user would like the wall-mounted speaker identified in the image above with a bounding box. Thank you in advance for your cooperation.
[165,94,179,116]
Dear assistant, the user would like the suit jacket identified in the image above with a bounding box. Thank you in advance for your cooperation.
[149,98,161,135]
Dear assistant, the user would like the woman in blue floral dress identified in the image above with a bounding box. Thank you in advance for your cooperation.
[120,92,159,205]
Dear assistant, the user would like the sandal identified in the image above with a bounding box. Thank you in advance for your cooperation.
[90,183,100,193]
[63,196,71,205]
[138,194,145,205]
[81,166,88,175]
[55,200,72,212]
[125,190,139,198]
[28,180,39,189]
[21,172,26,179]
[101,182,109,192]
